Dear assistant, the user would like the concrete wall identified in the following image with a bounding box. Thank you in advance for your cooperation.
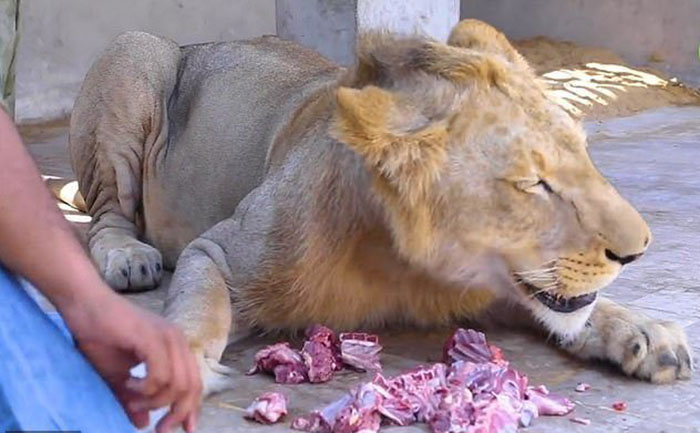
[14,1,699,123]
[15,0,275,123]
[461,0,700,86]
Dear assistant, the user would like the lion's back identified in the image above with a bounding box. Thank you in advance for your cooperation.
[147,37,342,250]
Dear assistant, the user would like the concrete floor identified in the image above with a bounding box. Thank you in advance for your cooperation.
[25,106,700,433]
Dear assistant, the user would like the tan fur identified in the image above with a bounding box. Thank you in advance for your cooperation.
[448,19,532,72]
[70,21,692,395]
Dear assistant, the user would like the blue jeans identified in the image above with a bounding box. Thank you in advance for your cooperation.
[0,264,137,433]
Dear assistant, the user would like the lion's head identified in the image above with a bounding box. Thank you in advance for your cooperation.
[333,20,650,338]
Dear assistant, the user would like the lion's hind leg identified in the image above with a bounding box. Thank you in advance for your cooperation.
[69,31,180,291]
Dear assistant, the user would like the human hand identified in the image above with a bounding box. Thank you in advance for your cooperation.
[0,105,201,431]
[61,287,202,433]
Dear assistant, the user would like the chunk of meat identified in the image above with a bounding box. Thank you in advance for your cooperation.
[247,342,307,384]
[428,388,475,433]
[293,328,575,433]
[612,401,627,411]
[373,363,449,425]
[524,385,575,416]
[333,383,383,433]
[292,393,355,433]
[444,328,506,365]
[249,325,383,385]
[301,339,337,383]
[244,392,288,424]
[306,325,344,368]
[574,382,591,393]
[339,332,382,371]
[302,324,343,382]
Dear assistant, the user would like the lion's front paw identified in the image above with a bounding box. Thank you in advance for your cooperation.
[193,351,235,397]
[565,299,693,383]
[611,319,693,383]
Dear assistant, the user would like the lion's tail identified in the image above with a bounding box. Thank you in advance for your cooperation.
[45,177,87,213]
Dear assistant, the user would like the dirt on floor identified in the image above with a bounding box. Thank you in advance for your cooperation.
[516,37,700,120]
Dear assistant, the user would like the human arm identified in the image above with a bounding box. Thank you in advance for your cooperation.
[0,109,201,432]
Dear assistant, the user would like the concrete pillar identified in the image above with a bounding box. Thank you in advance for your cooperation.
[276,0,460,65]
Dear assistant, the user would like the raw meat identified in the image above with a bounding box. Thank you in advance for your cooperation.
[374,363,449,425]
[574,382,591,393]
[249,325,383,384]
[524,385,575,416]
[245,392,288,424]
[333,383,383,433]
[612,401,627,411]
[291,393,356,433]
[247,342,307,384]
[339,332,382,371]
[293,328,574,433]
[308,325,345,370]
[444,328,506,365]
[302,326,341,383]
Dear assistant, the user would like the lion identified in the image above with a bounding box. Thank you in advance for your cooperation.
[69,19,693,395]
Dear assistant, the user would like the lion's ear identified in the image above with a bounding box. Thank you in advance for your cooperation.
[448,19,531,72]
[333,85,448,203]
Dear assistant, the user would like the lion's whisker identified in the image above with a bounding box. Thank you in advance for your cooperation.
[513,260,564,299]
[515,267,558,275]
[527,280,562,298]
[514,266,560,276]
[516,274,552,280]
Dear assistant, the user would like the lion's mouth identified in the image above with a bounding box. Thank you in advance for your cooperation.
[520,281,598,313]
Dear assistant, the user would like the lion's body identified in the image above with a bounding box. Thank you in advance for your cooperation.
[71,35,342,267]
[70,21,692,394]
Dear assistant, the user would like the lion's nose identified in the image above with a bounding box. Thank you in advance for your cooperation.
[605,249,644,266]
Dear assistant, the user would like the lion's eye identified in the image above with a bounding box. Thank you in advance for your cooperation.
[537,179,553,193]
[515,178,553,195]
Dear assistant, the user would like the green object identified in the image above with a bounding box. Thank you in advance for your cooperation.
[0,0,18,116]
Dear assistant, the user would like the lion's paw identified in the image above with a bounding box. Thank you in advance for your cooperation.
[565,299,693,383]
[92,238,163,291]
[614,319,693,383]
[193,352,235,398]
